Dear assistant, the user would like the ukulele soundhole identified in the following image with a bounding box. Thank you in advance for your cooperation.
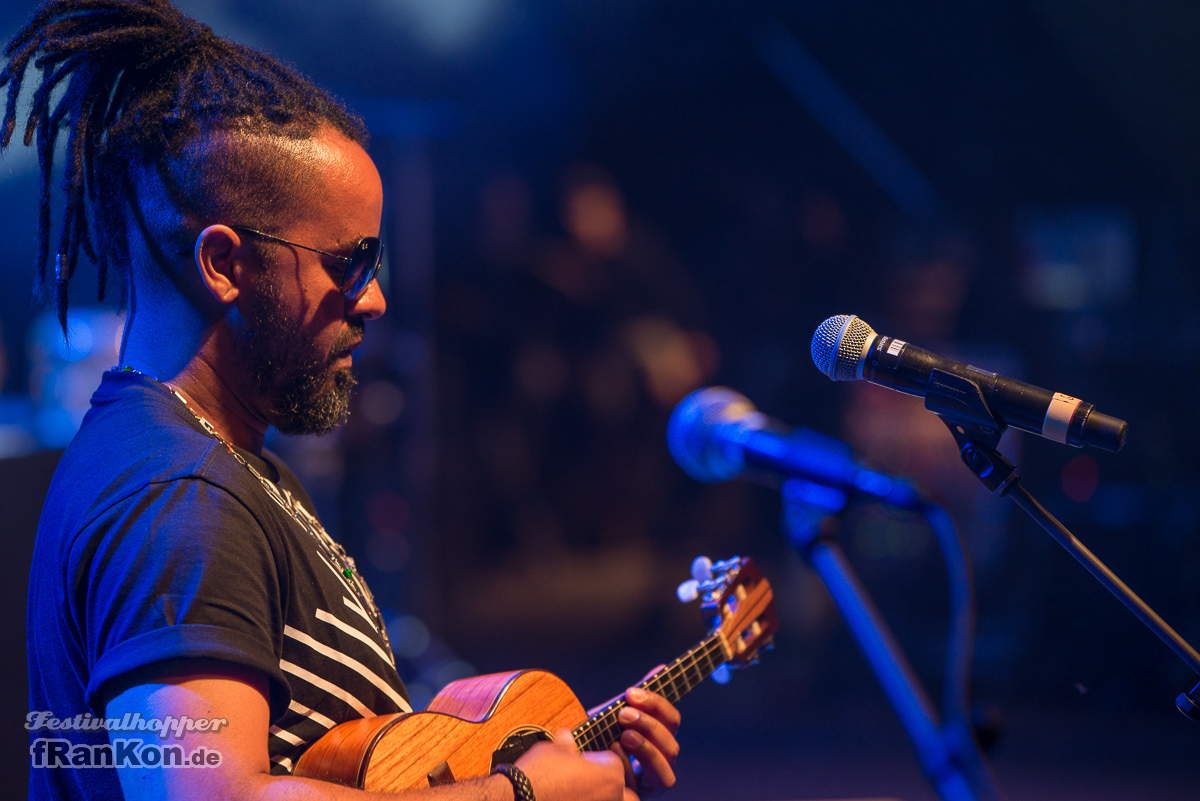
[490,727,553,769]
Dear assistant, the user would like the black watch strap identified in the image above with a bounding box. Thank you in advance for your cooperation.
[491,763,536,801]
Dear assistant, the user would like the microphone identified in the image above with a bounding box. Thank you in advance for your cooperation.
[667,386,922,509]
[810,315,1127,451]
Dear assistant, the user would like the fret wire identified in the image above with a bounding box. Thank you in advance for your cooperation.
[656,662,677,699]
[592,712,618,750]
[696,645,714,682]
[683,655,701,692]
[703,640,721,675]
[687,647,706,689]
[669,664,686,697]
[690,649,708,688]
[577,704,621,751]
[678,644,705,692]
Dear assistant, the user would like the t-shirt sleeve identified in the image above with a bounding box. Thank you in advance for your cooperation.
[70,478,292,719]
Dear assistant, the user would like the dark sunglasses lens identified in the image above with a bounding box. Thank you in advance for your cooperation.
[343,238,382,300]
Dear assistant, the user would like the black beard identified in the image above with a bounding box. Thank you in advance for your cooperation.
[236,282,364,436]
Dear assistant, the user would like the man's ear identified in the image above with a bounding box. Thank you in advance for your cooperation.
[194,225,247,304]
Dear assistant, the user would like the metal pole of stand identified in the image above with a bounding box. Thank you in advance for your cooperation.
[787,512,989,801]
[1004,482,1200,676]
[959,439,1200,718]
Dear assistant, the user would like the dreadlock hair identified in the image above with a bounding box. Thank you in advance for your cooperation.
[0,0,369,334]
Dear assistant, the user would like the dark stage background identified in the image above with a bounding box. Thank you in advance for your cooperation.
[2,1,1199,798]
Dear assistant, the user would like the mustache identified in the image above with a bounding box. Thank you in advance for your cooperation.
[329,319,366,359]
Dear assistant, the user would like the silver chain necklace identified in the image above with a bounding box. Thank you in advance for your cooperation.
[114,367,393,653]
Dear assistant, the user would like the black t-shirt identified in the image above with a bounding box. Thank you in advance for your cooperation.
[27,370,409,800]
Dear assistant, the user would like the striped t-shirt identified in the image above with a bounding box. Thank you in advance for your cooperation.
[28,370,410,801]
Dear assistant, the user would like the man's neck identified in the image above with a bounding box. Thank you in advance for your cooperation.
[165,358,270,455]
[121,309,270,455]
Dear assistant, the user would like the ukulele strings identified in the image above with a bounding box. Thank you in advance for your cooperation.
[572,634,728,752]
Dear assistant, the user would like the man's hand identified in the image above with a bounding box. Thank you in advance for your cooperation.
[587,677,681,798]
[615,687,681,796]
[516,729,627,801]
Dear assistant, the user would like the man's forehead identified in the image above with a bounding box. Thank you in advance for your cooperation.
[208,129,348,170]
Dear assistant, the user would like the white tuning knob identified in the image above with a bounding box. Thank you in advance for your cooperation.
[691,555,713,582]
[676,579,700,603]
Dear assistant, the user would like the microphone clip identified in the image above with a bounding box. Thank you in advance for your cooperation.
[924,369,1021,496]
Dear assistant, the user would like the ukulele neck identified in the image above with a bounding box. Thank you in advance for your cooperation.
[571,633,727,753]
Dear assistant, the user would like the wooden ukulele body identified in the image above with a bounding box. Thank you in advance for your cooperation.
[294,670,587,793]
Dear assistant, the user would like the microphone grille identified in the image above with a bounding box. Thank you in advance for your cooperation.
[811,315,876,381]
[667,387,757,482]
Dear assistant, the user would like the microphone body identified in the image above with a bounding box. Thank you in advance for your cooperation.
[667,387,922,509]
[812,315,1127,452]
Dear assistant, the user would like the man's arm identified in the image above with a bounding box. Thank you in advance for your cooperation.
[107,664,674,801]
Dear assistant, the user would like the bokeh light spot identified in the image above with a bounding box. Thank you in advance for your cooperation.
[360,380,406,427]
[1062,455,1099,503]
[366,529,410,572]
[564,181,628,258]
[387,614,431,660]
[367,491,411,534]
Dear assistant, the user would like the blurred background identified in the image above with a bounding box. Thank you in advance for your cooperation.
[2,1,1199,798]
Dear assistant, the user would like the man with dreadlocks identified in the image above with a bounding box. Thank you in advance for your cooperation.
[4,1,681,800]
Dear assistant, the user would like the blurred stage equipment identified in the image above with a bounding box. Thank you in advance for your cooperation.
[669,387,1002,801]
[667,386,921,509]
[754,23,943,225]
[812,314,1200,721]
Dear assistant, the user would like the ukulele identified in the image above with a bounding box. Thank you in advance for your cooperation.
[293,556,777,792]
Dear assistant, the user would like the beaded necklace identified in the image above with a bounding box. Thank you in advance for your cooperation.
[115,367,393,654]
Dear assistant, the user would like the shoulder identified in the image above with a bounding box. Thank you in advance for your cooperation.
[57,371,226,478]
[45,371,274,528]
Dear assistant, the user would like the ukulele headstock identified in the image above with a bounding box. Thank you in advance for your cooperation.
[679,556,777,669]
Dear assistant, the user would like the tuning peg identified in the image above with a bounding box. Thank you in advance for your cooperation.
[711,664,731,685]
[711,557,740,576]
[691,555,713,582]
[676,579,700,603]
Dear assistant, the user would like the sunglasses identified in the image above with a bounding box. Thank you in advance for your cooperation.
[230,226,383,301]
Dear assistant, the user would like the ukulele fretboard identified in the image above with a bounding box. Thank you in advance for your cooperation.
[572,633,727,753]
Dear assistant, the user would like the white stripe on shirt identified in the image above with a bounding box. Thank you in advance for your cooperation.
[284,625,411,712]
[341,594,373,626]
[317,608,395,667]
[269,725,305,747]
[286,699,338,730]
[279,659,373,717]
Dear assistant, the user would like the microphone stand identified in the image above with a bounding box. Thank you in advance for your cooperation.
[923,369,1200,717]
[783,485,1002,801]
